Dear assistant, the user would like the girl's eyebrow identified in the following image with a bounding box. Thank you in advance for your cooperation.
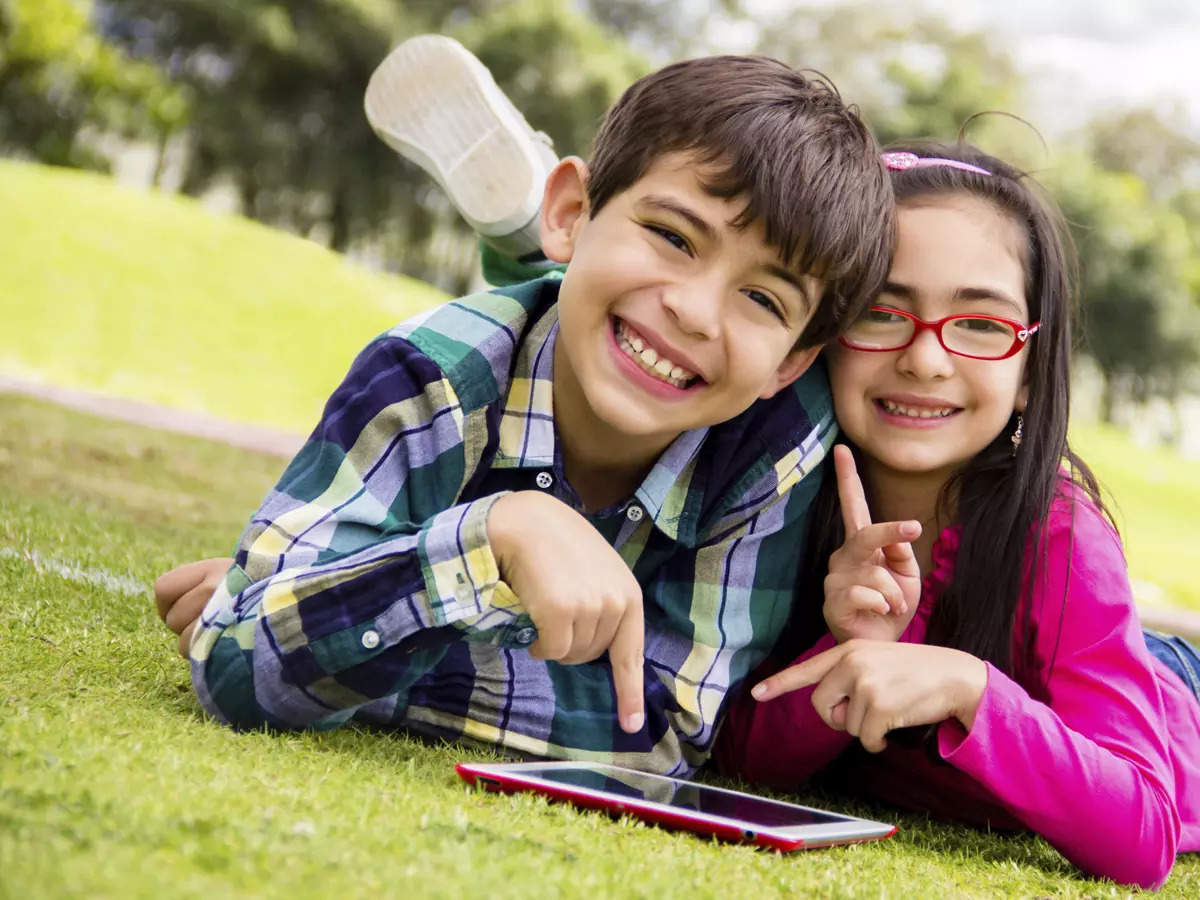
[954,286,1025,315]
[881,281,1025,315]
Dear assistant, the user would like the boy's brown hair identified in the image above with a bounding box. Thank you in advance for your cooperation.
[586,55,894,347]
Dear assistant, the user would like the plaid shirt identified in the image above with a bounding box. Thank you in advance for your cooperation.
[190,275,835,776]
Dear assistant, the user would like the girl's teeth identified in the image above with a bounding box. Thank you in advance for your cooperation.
[654,358,673,376]
[641,347,658,366]
[882,400,953,418]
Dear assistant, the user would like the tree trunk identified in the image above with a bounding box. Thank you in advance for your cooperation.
[1100,375,1116,424]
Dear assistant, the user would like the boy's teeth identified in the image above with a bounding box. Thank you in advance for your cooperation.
[615,320,696,388]
[881,399,954,418]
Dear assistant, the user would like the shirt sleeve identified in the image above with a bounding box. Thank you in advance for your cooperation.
[935,499,1180,889]
[189,334,529,731]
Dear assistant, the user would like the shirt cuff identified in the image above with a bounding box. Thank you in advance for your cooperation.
[937,660,1002,759]
[417,493,520,626]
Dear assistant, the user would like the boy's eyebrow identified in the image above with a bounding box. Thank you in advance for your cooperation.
[762,263,815,311]
[638,195,716,242]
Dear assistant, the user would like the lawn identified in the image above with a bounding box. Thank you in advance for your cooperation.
[1069,422,1200,612]
[0,158,446,433]
[3,393,1196,899]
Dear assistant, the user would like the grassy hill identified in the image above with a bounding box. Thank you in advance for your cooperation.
[0,158,447,433]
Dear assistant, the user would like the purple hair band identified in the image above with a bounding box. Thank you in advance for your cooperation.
[881,151,992,176]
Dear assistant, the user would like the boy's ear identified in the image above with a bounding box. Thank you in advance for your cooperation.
[539,156,590,263]
[759,344,822,400]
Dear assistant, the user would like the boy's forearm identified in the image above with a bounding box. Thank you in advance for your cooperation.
[189,493,535,730]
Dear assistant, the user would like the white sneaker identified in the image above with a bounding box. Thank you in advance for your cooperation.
[364,34,557,257]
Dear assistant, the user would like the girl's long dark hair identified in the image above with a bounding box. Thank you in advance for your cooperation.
[791,140,1112,693]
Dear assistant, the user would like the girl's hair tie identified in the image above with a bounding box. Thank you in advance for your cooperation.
[881,151,992,177]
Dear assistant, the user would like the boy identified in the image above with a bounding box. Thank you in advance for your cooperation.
[157,37,893,776]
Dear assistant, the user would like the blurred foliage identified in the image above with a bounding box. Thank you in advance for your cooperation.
[86,0,644,292]
[0,0,186,169]
[750,3,1023,151]
[1,0,1198,418]
[1051,159,1200,416]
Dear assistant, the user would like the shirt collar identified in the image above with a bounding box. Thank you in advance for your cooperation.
[495,303,559,469]
[493,303,710,543]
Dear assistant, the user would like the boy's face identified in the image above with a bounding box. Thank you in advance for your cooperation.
[543,152,823,459]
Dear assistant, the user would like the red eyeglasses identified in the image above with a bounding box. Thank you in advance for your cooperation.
[839,306,1040,361]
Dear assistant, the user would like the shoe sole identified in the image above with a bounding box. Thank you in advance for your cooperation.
[364,35,548,237]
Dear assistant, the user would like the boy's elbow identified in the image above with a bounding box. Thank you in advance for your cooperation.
[190,629,350,732]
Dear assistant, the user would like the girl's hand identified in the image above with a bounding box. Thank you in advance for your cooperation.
[751,640,988,752]
[823,445,922,643]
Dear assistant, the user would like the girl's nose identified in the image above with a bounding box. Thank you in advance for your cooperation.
[896,328,955,380]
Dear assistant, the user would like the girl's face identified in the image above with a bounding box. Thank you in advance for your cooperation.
[829,194,1032,486]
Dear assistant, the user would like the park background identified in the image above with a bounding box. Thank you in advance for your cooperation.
[2,1,1199,897]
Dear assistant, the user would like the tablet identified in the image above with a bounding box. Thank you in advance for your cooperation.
[455,760,896,851]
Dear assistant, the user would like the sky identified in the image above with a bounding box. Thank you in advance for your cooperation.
[743,0,1200,138]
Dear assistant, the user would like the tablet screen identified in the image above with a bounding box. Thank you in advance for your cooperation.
[515,764,849,828]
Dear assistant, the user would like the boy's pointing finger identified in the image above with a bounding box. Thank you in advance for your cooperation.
[610,602,646,734]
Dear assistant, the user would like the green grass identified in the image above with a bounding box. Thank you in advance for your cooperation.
[1070,423,1200,612]
[3,393,1196,898]
[0,158,447,433]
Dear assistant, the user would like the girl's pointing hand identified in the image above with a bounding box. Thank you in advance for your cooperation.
[751,640,988,752]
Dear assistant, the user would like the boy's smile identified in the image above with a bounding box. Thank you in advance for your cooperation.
[542,152,822,480]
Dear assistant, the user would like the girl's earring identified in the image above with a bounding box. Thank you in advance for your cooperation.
[1010,414,1024,456]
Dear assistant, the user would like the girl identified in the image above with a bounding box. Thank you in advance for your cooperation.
[716,142,1200,889]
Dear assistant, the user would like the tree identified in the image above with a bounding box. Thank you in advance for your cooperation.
[748,4,1024,150]
[0,0,185,169]
[94,0,645,292]
[1050,158,1200,420]
[1086,106,1200,202]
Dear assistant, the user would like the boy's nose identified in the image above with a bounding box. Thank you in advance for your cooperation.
[896,328,954,380]
[661,280,722,340]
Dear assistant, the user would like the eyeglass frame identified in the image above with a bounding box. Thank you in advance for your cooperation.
[838,305,1041,361]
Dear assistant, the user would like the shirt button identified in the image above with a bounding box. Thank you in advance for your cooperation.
[625,504,644,522]
[515,626,537,645]
[361,629,381,650]
[535,471,554,489]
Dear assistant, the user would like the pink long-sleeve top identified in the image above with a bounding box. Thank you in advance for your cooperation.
[717,483,1200,889]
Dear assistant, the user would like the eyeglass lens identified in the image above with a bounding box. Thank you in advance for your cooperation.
[844,309,1019,358]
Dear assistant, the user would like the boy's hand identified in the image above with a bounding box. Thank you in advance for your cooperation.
[751,640,988,751]
[154,558,232,658]
[824,445,922,644]
[488,491,645,734]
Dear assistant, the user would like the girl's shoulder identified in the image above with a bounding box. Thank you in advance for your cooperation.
[1023,475,1133,655]
[1045,474,1121,552]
